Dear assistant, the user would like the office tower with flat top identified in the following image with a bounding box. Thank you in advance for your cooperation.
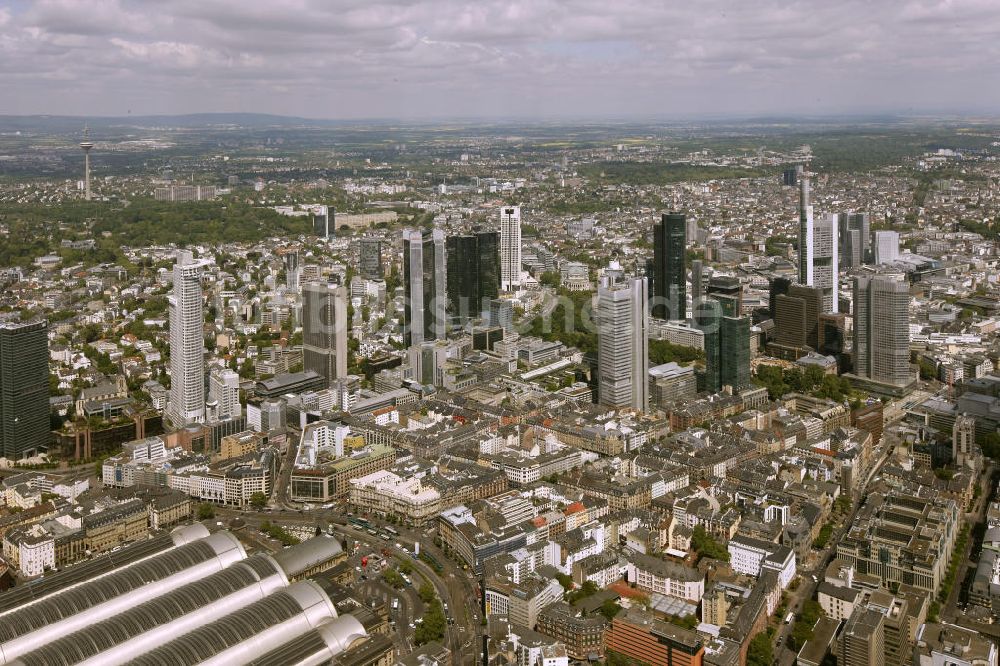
[208,367,241,421]
[499,206,522,291]
[696,298,751,393]
[874,231,900,265]
[706,275,742,318]
[313,205,333,240]
[597,275,649,412]
[302,282,349,388]
[446,231,500,323]
[358,238,383,280]
[652,213,687,321]
[403,229,446,347]
[0,320,49,460]
[853,276,912,389]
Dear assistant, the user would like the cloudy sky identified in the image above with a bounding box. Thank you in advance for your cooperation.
[1,0,999,119]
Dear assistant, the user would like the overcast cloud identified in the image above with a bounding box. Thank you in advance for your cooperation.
[1,0,999,119]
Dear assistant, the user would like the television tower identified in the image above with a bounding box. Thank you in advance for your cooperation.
[80,125,93,201]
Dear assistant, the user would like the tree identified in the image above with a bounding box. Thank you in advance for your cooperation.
[197,503,215,520]
[691,525,730,561]
[599,599,622,621]
[414,598,446,645]
[747,632,773,666]
[813,524,834,549]
[803,365,826,390]
[383,569,405,589]
[539,271,561,289]
[249,492,268,510]
[418,581,436,604]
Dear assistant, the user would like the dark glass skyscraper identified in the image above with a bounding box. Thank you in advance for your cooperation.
[0,320,49,459]
[769,276,792,318]
[313,205,334,239]
[302,282,348,388]
[403,229,446,347]
[446,231,500,323]
[720,315,751,390]
[695,300,750,393]
[652,213,686,321]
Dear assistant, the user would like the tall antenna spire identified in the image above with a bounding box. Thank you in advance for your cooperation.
[80,124,94,201]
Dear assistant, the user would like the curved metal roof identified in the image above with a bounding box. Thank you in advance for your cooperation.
[0,531,246,662]
[168,523,211,546]
[127,581,336,666]
[317,615,367,653]
[245,616,369,666]
[0,533,176,616]
[16,554,286,666]
[271,535,343,578]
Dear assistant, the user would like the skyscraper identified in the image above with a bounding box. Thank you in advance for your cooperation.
[313,205,333,240]
[489,299,514,333]
[403,229,446,347]
[358,238,383,280]
[499,206,522,291]
[696,299,751,393]
[652,212,687,321]
[168,251,210,426]
[302,282,348,388]
[797,177,838,313]
[720,315,751,391]
[798,175,814,288]
[776,284,823,351]
[706,275,742,317]
[446,231,500,323]
[813,214,838,313]
[597,275,649,412]
[850,213,871,263]
[0,320,49,460]
[874,231,900,265]
[690,259,704,304]
[768,276,792,319]
[783,165,803,187]
[283,250,300,292]
[208,367,241,421]
[853,276,912,388]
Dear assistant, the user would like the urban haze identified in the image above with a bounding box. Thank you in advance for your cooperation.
[0,2,999,666]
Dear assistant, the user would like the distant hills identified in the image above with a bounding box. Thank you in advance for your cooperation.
[0,113,343,133]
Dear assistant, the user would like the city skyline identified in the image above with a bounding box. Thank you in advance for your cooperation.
[2,1,1000,119]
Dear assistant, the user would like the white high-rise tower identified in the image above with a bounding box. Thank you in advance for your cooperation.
[597,273,649,412]
[167,250,211,426]
[80,126,93,201]
[798,174,838,313]
[500,206,522,291]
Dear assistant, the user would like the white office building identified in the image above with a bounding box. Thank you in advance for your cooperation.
[167,251,211,426]
[728,534,797,589]
[209,367,241,421]
[500,206,522,291]
[597,275,649,412]
[874,230,900,265]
